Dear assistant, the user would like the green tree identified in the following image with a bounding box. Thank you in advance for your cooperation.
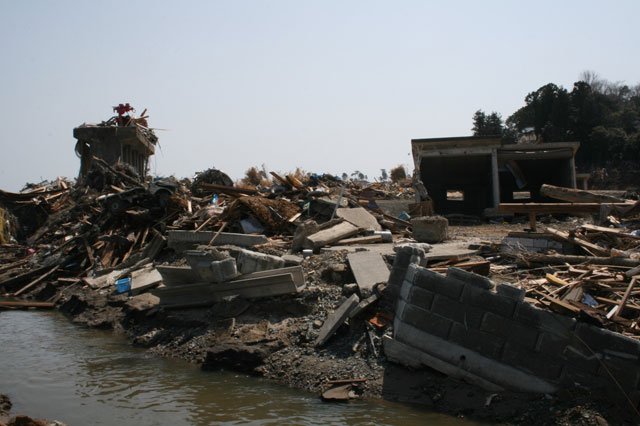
[472,110,504,136]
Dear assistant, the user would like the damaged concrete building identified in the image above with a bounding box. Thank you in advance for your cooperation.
[74,105,157,181]
[411,136,580,215]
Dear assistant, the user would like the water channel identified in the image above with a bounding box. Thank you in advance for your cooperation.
[0,309,480,425]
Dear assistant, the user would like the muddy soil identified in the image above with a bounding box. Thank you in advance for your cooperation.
[18,220,640,425]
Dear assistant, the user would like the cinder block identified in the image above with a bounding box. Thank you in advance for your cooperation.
[409,286,435,311]
[431,294,468,324]
[496,283,525,301]
[575,322,640,357]
[502,342,564,381]
[447,267,494,290]
[209,258,239,283]
[561,345,601,374]
[598,358,640,392]
[395,299,408,321]
[387,248,425,293]
[399,279,414,302]
[449,323,505,359]
[236,249,285,274]
[514,301,576,336]
[481,312,539,349]
[414,267,465,299]
[536,331,570,355]
[401,304,453,339]
[533,239,547,248]
[405,263,419,283]
[461,284,516,318]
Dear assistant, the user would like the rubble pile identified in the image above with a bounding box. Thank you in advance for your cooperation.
[2,156,640,423]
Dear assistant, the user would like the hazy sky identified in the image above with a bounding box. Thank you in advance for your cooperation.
[1,1,638,191]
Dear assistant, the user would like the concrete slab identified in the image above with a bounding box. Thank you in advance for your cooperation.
[153,270,306,308]
[336,207,381,231]
[315,294,360,346]
[130,265,163,295]
[303,221,360,250]
[155,265,200,287]
[347,251,389,296]
[383,336,504,392]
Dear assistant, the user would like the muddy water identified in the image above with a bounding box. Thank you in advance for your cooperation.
[0,310,479,425]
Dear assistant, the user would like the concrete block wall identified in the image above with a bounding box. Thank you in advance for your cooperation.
[392,264,640,404]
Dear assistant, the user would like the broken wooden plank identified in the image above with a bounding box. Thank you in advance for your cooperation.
[532,289,580,314]
[614,278,637,318]
[544,226,610,257]
[540,184,627,204]
[13,265,61,296]
[580,224,640,239]
[0,300,54,309]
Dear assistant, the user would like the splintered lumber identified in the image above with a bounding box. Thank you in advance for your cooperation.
[0,300,54,309]
[545,273,570,287]
[270,172,289,186]
[540,184,627,204]
[580,224,640,239]
[532,289,580,314]
[615,278,638,318]
[626,265,640,279]
[13,264,61,296]
[544,226,610,257]
[0,258,29,274]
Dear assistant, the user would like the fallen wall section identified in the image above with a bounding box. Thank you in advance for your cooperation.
[387,264,640,406]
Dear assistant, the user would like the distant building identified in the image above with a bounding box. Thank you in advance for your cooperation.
[411,136,579,215]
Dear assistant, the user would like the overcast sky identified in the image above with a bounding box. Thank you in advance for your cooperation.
[1,1,638,191]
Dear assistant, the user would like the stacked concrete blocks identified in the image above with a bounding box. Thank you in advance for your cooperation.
[390,264,640,404]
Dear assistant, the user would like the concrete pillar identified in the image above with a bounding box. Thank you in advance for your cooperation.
[491,149,500,207]
[569,157,577,189]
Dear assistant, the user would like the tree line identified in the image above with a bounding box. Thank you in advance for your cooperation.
[472,71,640,169]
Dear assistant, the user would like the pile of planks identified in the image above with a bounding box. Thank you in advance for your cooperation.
[514,262,640,339]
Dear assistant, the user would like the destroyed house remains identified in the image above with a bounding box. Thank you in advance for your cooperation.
[412,136,580,215]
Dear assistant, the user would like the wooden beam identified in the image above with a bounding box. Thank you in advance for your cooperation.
[540,184,627,204]
[0,300,54,309]
[13,265,61,296]
[499,202,630,214]
[614,278,637,318]
[544,227,610,257]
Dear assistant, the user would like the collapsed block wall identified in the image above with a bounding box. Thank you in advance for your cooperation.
[392,263,640,405]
